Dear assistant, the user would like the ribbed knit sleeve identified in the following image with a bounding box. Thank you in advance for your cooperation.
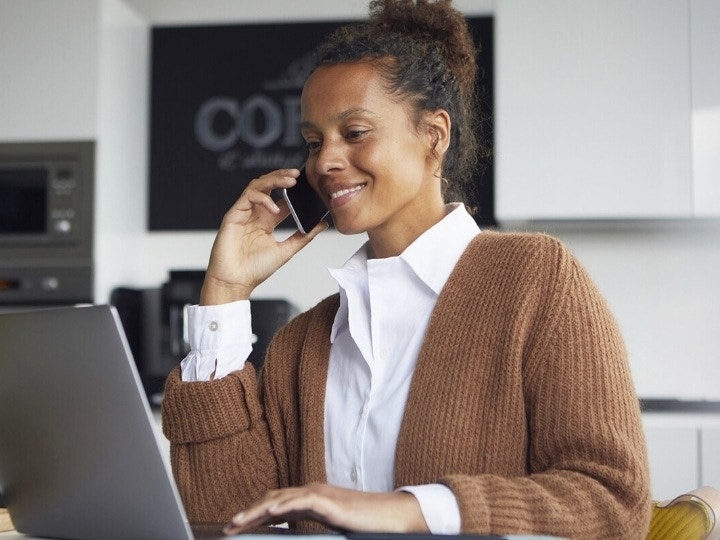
[160,295,338,529]
[161,365,279,524]
[394,232,651,539]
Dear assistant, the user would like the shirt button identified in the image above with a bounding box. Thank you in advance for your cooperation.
[208,321,218,331]
[350,467,357,483]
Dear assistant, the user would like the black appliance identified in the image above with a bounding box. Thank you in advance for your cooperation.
[111,270,298,401]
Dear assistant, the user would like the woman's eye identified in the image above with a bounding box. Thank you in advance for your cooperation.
[305,140,321,152]
[347,130,369,141]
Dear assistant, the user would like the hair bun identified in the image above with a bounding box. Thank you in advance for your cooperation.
[368,0,477,95]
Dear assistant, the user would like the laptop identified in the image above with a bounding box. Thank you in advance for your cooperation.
[0,304,198,540]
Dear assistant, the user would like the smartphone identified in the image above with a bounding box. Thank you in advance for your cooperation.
[282,167,329,234]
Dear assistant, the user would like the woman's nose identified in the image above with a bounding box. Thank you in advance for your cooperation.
[313,140,346,175]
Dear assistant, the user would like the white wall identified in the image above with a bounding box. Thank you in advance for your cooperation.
[1,0,719,400]
[95,0,150,300]
[0,0,99,139]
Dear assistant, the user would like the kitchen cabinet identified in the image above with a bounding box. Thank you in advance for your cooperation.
[494,1,718,221]
[643,425,699,501]
[643,413,720,501]
[0,0,99,141]
[701,428,720,489]
[691,0,720,217]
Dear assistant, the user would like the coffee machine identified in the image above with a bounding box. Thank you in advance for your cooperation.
[111,270,298,402]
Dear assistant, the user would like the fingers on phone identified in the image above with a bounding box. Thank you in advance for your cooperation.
[223,170,299,227]
[303,219,329,239]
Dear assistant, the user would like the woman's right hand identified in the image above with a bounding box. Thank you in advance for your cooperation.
[200,168,328,306]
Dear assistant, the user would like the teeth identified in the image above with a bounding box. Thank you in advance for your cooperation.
[329,184,365,199]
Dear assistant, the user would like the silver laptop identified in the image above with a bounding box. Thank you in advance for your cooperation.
[0,304,197,540]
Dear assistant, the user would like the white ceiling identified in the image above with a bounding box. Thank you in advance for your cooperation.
[119,0,493,25]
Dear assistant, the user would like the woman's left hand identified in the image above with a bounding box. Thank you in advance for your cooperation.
[222,483,429,535]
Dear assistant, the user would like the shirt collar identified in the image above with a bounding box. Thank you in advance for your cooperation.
[328,204,480,341]
[399,203,481,295]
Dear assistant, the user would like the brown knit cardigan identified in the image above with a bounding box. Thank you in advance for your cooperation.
[162,231,652,538]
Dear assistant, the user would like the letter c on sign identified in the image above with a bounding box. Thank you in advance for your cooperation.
[194,97,239,152]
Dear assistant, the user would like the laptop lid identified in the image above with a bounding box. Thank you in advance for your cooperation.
[0,304,194,540]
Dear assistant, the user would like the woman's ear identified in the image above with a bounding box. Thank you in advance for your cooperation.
[425,109,451,159]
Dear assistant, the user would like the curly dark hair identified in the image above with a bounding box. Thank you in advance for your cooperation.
[311,0,481,206]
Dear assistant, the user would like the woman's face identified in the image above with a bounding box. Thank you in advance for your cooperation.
[300,61,448,256]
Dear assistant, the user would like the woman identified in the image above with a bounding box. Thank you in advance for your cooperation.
[162,1,652,537]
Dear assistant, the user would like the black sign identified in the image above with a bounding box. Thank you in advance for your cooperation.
[148,18,494,230]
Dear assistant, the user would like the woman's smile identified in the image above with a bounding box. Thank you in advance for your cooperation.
[327,184,367,209]
[329,184,366,200]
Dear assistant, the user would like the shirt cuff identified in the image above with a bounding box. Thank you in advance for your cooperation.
[398,483,461,534]
[180,300,253,381]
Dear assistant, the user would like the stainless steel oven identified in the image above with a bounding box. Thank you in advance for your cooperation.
[0,141,94,305]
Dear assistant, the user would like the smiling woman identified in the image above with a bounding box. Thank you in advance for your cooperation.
[299,61,449,253]
[161,1,652,538]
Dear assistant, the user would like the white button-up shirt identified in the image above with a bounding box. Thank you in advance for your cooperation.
[181,203,481,533]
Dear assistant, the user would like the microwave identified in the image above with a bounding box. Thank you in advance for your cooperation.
[0,141,94,305]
